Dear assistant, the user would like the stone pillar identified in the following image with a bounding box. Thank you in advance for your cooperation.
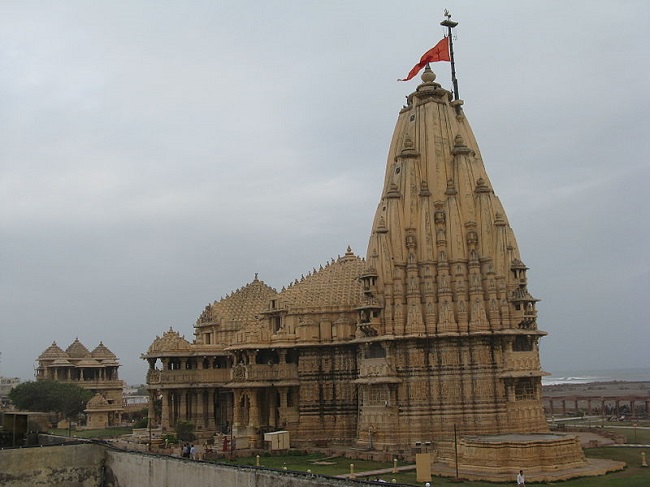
[249,390,259,427]
[269,390,277,429]
[179,390,187,422]
[161,391,170,430]
[279,388,288,408]
[207,389,216,430]
[196,389,205,429]
[233,390,242,427]
[148,391,157,428]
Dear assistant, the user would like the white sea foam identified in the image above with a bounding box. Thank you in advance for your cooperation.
[542,367,650,386]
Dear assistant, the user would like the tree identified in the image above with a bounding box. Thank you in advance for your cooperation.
[174,420,196,441]
[9,381,94,419]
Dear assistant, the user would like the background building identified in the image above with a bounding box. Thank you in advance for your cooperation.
[0,376,21,409]
[36,339,124,426]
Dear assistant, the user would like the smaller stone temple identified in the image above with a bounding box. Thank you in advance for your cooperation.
[36,339,124,426]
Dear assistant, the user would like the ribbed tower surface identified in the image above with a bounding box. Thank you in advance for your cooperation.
[356,66,549,440]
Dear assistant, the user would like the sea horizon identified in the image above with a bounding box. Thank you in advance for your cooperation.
[542,366,650,386]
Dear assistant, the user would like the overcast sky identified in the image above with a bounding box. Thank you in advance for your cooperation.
[1,1,648,385]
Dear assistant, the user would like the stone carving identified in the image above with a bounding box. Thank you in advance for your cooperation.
[141,61,558,473]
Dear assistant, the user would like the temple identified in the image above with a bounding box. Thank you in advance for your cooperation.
[143,66,620,479]
[36,339,124,427]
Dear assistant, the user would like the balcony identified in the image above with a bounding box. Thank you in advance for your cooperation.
[503,351,541,373]
[47,378,124,389]
[354,358,400,385]
[231,363,299,383]
[147,368,231,385]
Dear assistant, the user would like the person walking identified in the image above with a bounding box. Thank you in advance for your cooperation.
[517,469,525,486]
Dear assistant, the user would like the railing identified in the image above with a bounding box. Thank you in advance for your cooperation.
[504,351,540,371]
[358,358,395,378]
[231,364,299,382]
[147,368,231,385]
[43,378,123,388]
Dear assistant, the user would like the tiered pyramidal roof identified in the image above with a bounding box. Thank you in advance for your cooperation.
[362,65,540,337]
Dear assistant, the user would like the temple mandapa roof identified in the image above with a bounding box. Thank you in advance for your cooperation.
[275,246,365,310]
[196,275,277,329]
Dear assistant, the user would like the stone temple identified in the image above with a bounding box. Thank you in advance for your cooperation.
[143,66,619,480]
[36,338,124,428]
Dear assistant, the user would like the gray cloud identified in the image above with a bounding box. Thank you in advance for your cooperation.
[1,1,648,384]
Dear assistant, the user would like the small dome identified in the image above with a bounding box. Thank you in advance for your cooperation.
[76,358,102,367]
[91,341,118,360]
[421,64,436,83]
[38,342,67,360]
[50,358,73,367]
[147,328,192,354]
[86,393,109,409]
[66,338,91,358]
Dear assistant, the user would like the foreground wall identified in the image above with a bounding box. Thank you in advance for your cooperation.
[106,449,352,487]
[0,443,362,487]
[0,444,104,487]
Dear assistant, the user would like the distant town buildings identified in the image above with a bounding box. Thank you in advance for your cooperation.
[0,376,21,408]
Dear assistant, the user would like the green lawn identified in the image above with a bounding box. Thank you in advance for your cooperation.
[217,448,650,486]
[604,427,650,445]
[558,423,650,445]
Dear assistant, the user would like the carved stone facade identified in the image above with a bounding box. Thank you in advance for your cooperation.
[36,339,124,426]
[143,67,596,475]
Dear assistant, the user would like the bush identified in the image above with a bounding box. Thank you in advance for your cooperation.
[174,421,196,442]
[162,433,178,444]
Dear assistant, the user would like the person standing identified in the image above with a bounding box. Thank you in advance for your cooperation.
[517,469,525,486]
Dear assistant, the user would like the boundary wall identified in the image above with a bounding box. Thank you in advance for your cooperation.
[0,442,372,487]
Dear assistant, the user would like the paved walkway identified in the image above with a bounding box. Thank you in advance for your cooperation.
[336,464,416,480]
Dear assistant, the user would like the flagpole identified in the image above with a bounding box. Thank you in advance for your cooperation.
[440,10,459,100]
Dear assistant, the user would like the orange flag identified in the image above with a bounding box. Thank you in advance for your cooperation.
[399,37,450,81]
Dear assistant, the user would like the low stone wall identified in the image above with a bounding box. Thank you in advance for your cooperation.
[105,449,353,487]
[0,443,374,487]
[0,443,104,487]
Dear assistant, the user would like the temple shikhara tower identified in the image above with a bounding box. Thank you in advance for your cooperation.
[144,22,620,480]
[357,64,548,442]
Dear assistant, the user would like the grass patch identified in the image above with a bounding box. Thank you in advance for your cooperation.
[603,427,650,445]
[220,453,390,477]
[213,448,650,486]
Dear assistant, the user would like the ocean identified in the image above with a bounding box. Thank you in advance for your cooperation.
[542,366,650,386]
